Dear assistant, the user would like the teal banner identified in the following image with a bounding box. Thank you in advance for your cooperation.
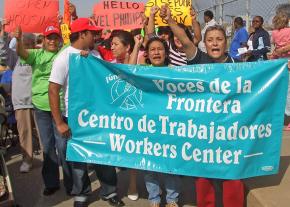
[67,55,288,179]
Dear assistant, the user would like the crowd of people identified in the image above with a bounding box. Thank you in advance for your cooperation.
[0,2,290,207]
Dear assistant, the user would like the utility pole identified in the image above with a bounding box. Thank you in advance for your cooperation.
[219,0,224,24]
[246,0,251,31]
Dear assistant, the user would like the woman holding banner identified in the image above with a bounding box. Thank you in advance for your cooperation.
[159,4,244,207]
[129,29,181,207]
[110,30,140,201]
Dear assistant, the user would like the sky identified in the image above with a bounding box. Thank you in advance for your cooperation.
[0,0,99,18]
[1,0,288,25]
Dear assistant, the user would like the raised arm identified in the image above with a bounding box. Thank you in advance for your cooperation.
[147,6,159,36]
[129,34,144,65]
[190,8,202,45]
[159,5,197,59]
[15,26,29,60]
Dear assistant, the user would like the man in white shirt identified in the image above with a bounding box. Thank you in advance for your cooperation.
[198,10,217,53]
[49,18,124,207]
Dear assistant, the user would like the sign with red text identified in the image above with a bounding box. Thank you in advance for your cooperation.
[4,0,59,33]
[93,0,145,30]
[145,0,192,26]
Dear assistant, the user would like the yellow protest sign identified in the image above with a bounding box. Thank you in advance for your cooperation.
[61,23,71,45]
[145,0,192,26]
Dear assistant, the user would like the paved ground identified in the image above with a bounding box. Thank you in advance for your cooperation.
[2,132,290,207]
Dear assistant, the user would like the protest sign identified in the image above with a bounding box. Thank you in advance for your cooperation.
[60,23,70,45]
[67,56,288,179]
[63,0,71,25]
[4,0,59,33]
[93,0,145,30]
[145,0,192,26]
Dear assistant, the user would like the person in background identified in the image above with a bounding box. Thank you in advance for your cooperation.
[15,25,65,196]
[229,17,248,60]
[268,12,290,130]
[148,6,201,66]
[244,16,270,61]
[12,33,39,173]
[35,34,44,49]
[270,13,290,60]
[198,10,217,53]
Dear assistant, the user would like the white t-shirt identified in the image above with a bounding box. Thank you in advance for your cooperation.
[49,46,102,117]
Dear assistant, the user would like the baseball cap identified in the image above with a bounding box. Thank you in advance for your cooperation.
[43,25,61,37]
[70,18,102,33]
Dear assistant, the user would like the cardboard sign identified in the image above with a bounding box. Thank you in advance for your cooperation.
[63,0,71,25]
[61,23,71,45]
[145,0,192,26]
[4,0,59,33]
[93,0,145,30]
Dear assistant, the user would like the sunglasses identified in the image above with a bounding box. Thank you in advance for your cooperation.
[46,34,60,40]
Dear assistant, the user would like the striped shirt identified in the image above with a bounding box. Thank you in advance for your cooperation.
[169,43,187,66]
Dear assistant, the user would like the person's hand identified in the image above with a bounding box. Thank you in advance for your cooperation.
[190,8,198,22]
[0,19,9,36]
[150,6,159,16]
[57,12,63,25]
[267,53,274,60]
[56,121,71,138]
[80,50,90,57]
[159,4,171,21]
[14,26,22,41]
[274,47,284,56]
[69,3,77,17]
[134,34,143,48]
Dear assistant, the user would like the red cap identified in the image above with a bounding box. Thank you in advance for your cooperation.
[43,25,61,37]
[70,18,102,33]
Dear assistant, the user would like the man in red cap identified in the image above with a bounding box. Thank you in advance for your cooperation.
[15,25,67,196]
[49,18,124,207]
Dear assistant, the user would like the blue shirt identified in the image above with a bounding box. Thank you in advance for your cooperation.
[0,69,13,84]
[229,27,248,60]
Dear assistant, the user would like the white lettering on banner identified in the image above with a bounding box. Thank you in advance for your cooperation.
[158,116,272,143]
[109,133,177,158]
[166,94,242,114]
[153,80,205,93]
[108,133,243,165]
[78,109,134,131]
[181,143,242,164]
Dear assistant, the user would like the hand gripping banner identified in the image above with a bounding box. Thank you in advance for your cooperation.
[67,55,288,179]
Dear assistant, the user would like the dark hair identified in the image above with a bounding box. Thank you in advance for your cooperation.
[69,30,90,43]
[131,28,142,36]
[157,26,172,36]
[145,37,170,66]
[234,17,244,26]
[204,10,214,19]
[111,30,135,53]
[255,16,264,24]
[204,25,227,41]
[36,34,44,44]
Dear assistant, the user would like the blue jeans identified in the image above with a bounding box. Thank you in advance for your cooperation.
[34,108,71,191]
[34,108,59,189]
[52,118,73,193]
[71,162,118,201]
[144,172,180,204]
